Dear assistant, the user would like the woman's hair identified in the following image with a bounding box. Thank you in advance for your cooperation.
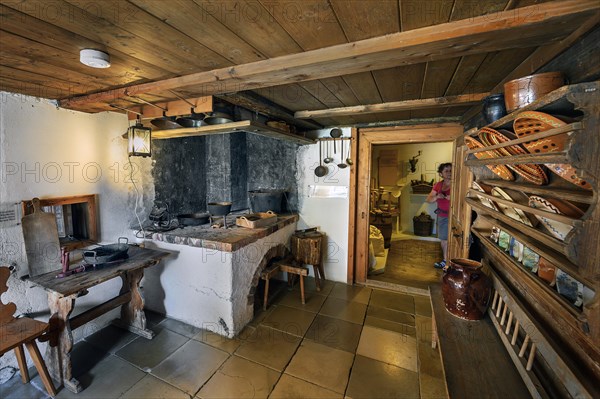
[437,162,452,173]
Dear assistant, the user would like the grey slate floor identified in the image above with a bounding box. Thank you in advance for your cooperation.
[1,279,446,398]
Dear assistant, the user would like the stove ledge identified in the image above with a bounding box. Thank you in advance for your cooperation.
[145,214,299,252]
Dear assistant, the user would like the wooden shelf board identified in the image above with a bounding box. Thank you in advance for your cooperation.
[465,152,568,166]
[467,198,569,256]
[151,120,314,145]
[479,180,594,204]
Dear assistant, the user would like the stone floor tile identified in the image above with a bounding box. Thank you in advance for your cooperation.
[274,288,327,313]
[196,355,280,398]
[116,328,189,370]
[420,373,448,399]
[292,277,335,296]
[345,355,419,399]
[285,340,354,394]
[234,326,301,371]
[247,306,275,328]
[370,290,415,314]
[270,374,342,399]
[418,335,447,399]
[152,340,228,395]
[84,324,138,354]
[145,310,166,328]
[1,367,48,399]
[68,340,109,378]
[415,314,436,345]
[262,304,317,336]
[193,326,255,354]
[121,374,189,399]
[304,315,362,353]
[328,283,372,304]
[319,297,367,325]
[367,306,416,326]
[364,315,416,336]
[159,318,202,338]
[55,355,145,399]
[356,325,417,372]
[414,294,433,317]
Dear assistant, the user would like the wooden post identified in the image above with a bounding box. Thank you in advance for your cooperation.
[511,320,520,346]
[46,292,81,393]
[505,311,513,335]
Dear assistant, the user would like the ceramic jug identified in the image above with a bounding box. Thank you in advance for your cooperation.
[442,258,492,320]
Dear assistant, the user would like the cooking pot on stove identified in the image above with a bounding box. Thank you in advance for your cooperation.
[208,202,232,216]
[177,212,210,226]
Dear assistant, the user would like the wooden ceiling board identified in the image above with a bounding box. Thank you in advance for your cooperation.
[10,0,206,74]
[192,0,304,58]
[0,76,73,100]
[297,80,359,125]
[443,105,473,117]
[257,0,348,51]
[444,53,489,96]
[449,0,509,21]
[468,47,538,93]
[411,57,462,119]
[60,1,598,111]
[0,65,99,97]
[373,64,426,102]
[318,77,361,107]
[341,72,383,104]
[0,5,173,86]
[330,0,400,40]
[128,0,264,65]
[401,0,454,31]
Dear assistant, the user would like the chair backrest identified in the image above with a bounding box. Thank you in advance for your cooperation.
[0,266,17,325]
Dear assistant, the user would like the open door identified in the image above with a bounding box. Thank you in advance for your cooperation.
[447,134,473,259]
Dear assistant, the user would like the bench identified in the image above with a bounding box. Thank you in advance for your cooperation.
[429,284,530,398]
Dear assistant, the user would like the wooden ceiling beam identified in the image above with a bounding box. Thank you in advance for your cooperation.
[294,92,490,119]
[59,0,599,112]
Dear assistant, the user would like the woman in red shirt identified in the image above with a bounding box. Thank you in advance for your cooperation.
[426,163,452,270]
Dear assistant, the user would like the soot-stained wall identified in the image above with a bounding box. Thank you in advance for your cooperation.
[152,132,298,215]
[152,136,207,215]
[247,133,299,212]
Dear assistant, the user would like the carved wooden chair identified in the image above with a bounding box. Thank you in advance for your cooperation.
[0,266,57,396]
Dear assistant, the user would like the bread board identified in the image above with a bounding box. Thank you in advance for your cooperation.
[236,211,277,228]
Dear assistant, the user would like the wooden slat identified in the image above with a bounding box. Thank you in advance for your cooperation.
[401,0,454,31]
[340,72,383,104]
[59,1,600,111]
[69,292,131,330]
[465,152,568,166]
[411,58,462,119]
[479,179,594,204]
[295,92,490,119]
[127,0,264,64]
[151,120,314,145]
[331,0,399,40]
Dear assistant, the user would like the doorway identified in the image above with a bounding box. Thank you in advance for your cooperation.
[348,124,464,291]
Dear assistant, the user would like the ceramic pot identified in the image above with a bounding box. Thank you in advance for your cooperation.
[442,258,492,320]
[481,93,507,123]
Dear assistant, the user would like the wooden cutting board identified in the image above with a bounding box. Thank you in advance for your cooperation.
[21,198,61,277]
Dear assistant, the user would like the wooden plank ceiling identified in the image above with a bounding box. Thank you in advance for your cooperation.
[1,0,598,130]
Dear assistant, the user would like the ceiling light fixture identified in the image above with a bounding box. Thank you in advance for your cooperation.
[80,49,111,68]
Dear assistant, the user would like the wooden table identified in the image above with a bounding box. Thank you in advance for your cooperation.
[429,285,530,398]
[29,246,169,393]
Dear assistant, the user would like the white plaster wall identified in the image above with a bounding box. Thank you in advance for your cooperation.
[296,128,352,283]
[0,92,150,371]
[372,142,453,233]
[142,223,295,338]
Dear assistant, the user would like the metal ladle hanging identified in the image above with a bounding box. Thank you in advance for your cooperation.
[330,128,342,159]
[324,140,333,164]
[346,138,354,166]
[337,137,347,169]
[314,140,329,177]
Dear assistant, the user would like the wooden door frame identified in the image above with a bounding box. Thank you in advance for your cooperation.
[347,123,464,285]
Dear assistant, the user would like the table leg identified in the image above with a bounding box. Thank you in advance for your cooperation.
[46,292,81,393]
[113,268,155,339]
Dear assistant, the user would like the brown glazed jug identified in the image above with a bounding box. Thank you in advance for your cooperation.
[442,258,492,320]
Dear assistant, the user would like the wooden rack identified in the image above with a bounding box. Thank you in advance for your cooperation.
[461,82,599,398]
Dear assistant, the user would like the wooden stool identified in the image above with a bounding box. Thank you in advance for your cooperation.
[291,231,325,291]
[260,263,281,310]
[0,267,57,396]
[275,260,309,304]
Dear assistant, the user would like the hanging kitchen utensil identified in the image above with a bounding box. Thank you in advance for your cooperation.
[324,140,333,164]
[21,198,61,277]
[330,128,342,155]
[338,137,348,169]
[346,138,354,166]
[129,97,180,130]
[314,140,328,177]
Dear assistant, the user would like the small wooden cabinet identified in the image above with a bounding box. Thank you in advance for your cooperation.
[459,82,599,397]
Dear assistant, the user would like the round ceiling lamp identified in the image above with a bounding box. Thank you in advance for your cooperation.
[80,49,111,68]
